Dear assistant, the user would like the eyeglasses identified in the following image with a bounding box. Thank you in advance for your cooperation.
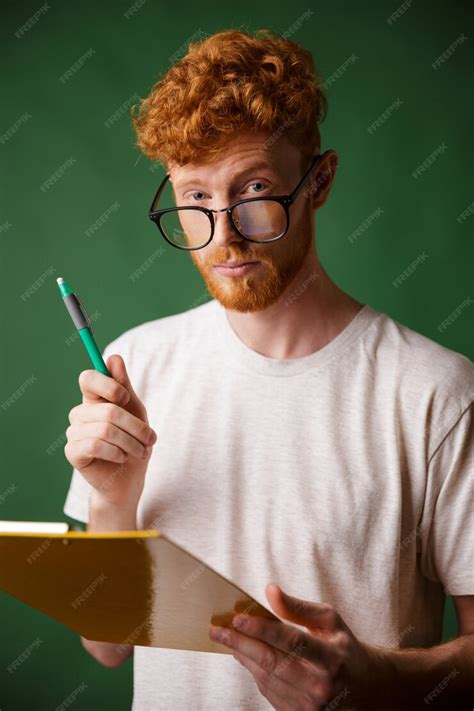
[148,153,323,250]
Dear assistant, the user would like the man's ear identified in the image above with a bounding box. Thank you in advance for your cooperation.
[167,160,177,180]
[307,150,339,210]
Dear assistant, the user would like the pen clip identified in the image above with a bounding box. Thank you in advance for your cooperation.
[74,293,94,335]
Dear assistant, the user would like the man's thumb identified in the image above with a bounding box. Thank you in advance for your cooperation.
[266,584,339,634]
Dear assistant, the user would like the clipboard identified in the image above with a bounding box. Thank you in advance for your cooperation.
[0,524,280,655]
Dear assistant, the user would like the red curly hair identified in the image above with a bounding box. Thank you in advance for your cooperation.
[130,28,328,170]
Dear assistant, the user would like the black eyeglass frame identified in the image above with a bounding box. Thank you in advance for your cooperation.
[148,152,323,251]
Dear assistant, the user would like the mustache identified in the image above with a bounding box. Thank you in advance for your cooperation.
[208,250,268,266]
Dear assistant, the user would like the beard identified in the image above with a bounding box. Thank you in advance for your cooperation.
[188,212,314,313]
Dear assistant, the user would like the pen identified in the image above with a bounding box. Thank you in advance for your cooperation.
[56,277,111,376]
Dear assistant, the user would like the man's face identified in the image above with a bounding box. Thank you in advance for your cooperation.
[168,132,317,313]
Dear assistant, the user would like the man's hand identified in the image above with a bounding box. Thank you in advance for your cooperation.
[208,583,374,710]
[65,354,157,509]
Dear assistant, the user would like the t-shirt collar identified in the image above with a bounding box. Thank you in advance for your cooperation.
[212,299,379,376]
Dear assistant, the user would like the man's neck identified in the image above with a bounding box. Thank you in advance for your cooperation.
[224,252,364,360]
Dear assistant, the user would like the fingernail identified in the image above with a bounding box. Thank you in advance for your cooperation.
[209,626,229,643]
[232,615,247,630]
[147,430,157,445]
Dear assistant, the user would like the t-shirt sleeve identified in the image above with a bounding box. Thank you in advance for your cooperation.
[62,340,116,525]
[419,403,474,595]
[63,466,94,524]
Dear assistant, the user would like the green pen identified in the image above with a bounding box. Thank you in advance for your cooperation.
[56,277,111,376]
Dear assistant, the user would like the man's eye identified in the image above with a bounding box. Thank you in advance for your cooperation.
[246,182,267,193]
[188,191,206,201]
[184,182,268,202]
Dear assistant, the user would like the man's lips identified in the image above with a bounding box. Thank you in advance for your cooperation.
[213,260,259,267]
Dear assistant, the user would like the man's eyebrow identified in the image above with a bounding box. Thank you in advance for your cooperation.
[173,161,278,191]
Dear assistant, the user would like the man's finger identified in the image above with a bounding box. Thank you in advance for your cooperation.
[230,614,336,669]
[79,368,129,406]
[106,355,147,420]
[266,583,340,635]
[232,646,319,709]
[211,623,331,702]
[70,402,156,446]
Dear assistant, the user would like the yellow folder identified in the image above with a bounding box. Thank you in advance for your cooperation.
[0,523,279,655]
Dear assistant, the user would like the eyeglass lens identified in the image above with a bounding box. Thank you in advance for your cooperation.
[159,199,287,249]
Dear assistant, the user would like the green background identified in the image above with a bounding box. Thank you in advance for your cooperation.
[1,0,473,707]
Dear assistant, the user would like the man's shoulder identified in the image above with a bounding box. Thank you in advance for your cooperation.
[370,307,474,407]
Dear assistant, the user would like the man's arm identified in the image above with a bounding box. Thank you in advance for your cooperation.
[79,492,138,669]
[453,594,474,637]
[365,598,474,711]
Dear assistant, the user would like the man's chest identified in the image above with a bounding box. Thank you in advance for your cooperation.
[137,373,423,579]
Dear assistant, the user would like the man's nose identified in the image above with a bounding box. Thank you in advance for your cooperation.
[211,207,244,248]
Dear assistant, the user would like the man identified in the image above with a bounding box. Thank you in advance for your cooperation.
[63,29,474,710]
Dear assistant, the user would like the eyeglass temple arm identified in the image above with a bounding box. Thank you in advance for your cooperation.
[149,173,171,213]
[289,153,322,202]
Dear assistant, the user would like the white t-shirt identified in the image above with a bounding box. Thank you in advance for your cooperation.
[63,299,474,711]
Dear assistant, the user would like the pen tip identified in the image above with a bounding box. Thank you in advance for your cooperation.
[57,277,64,284]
